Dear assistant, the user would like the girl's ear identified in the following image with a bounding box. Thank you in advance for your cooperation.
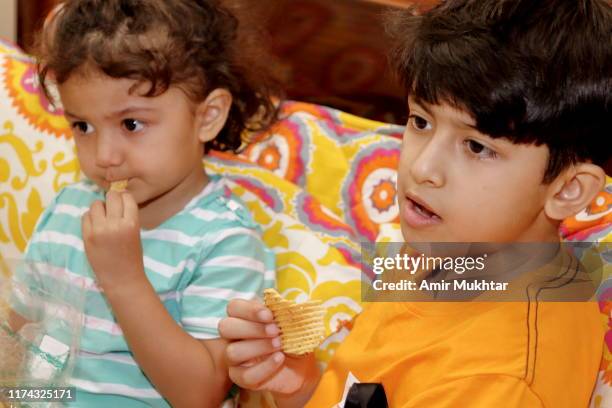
[194,88,232,143]
[544,163,606,220]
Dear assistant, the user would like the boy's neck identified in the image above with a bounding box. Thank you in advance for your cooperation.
[513,209,564,243]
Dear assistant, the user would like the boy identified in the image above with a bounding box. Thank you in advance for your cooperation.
[218,0,611,406]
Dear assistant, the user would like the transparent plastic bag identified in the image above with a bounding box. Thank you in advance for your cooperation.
[0,258,85,401]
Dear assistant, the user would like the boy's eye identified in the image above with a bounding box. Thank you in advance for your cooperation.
[465,139,497,159]
[408,115,432,131]
[122,119,144,132]
[71,121,94,135]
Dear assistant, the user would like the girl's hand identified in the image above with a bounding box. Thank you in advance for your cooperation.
[82,190,146,292]
[219,299,320,398]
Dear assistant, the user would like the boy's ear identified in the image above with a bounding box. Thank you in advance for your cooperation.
[194,88,232,144]
[544,163,606,220]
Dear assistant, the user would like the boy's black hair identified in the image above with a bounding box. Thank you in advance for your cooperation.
[38,0,280,153]
[390,0,611,182]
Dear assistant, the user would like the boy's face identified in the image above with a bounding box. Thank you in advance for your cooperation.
[397,96,554,243]
[58,68,206,212]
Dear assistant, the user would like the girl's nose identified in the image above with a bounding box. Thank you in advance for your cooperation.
[95,132,123,168]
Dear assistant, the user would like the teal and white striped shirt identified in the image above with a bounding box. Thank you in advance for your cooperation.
[13,175,275,407]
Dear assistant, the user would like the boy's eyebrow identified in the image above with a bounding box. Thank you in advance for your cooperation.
[408,99,432,116]
[408,98,439,119]
[453,117,478,130]
[409,98,477,129]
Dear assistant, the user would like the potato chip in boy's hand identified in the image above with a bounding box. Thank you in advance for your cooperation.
[263,289,325,356]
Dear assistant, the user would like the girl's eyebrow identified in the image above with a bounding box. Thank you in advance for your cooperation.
[105,106,157,120]
[64,107,157,121]
[64,111,82,120]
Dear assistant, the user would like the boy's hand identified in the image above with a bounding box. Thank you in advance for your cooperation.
[82,190,146,291]
[219,299,320,397]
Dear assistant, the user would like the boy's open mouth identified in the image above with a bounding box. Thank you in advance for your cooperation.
[412,200,438,218]
[403,194,442,227]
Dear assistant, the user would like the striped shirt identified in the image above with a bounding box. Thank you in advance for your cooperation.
[13,175,275,407]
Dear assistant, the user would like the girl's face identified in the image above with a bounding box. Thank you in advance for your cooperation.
[58,68,209,226]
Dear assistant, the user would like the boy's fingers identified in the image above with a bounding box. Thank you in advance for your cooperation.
[121,192,139,221]
[225,338,282,366]
[228,352,285,389]
[227,299,273,323]
[105,191,123,219]
[218,317,279,340]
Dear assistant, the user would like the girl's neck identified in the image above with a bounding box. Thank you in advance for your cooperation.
[138,169,209,230]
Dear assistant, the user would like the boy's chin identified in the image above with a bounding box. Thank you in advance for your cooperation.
[400,223,447,243]
[400,222,488,243]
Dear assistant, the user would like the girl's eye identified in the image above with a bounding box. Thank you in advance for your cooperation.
[465,139,497,159]
[71,121,94,135]
[408,115,432,131]
[122,119,144,132]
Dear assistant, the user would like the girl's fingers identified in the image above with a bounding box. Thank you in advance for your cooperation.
[105,191,123,219]
[121,192,139,222]
[89,200,106,223]
[228,351,285,389]
[81,210,92,238]
[218,317,279,340]
[225,337,282,366]
[227,299,274,323]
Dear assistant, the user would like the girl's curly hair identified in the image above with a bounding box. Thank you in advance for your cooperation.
[38,0,280,153]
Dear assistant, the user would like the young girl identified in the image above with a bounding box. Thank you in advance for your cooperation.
[12,0,277,406]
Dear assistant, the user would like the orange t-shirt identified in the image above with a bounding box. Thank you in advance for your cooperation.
[306,300,603,407]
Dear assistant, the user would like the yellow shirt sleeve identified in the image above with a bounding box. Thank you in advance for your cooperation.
[399,375,544,408]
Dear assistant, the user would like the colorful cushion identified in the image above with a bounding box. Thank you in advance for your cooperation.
[239,101,404,242]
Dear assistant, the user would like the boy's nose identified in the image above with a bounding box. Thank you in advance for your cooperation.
[95,133,123,168]
[408,137,445,187]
